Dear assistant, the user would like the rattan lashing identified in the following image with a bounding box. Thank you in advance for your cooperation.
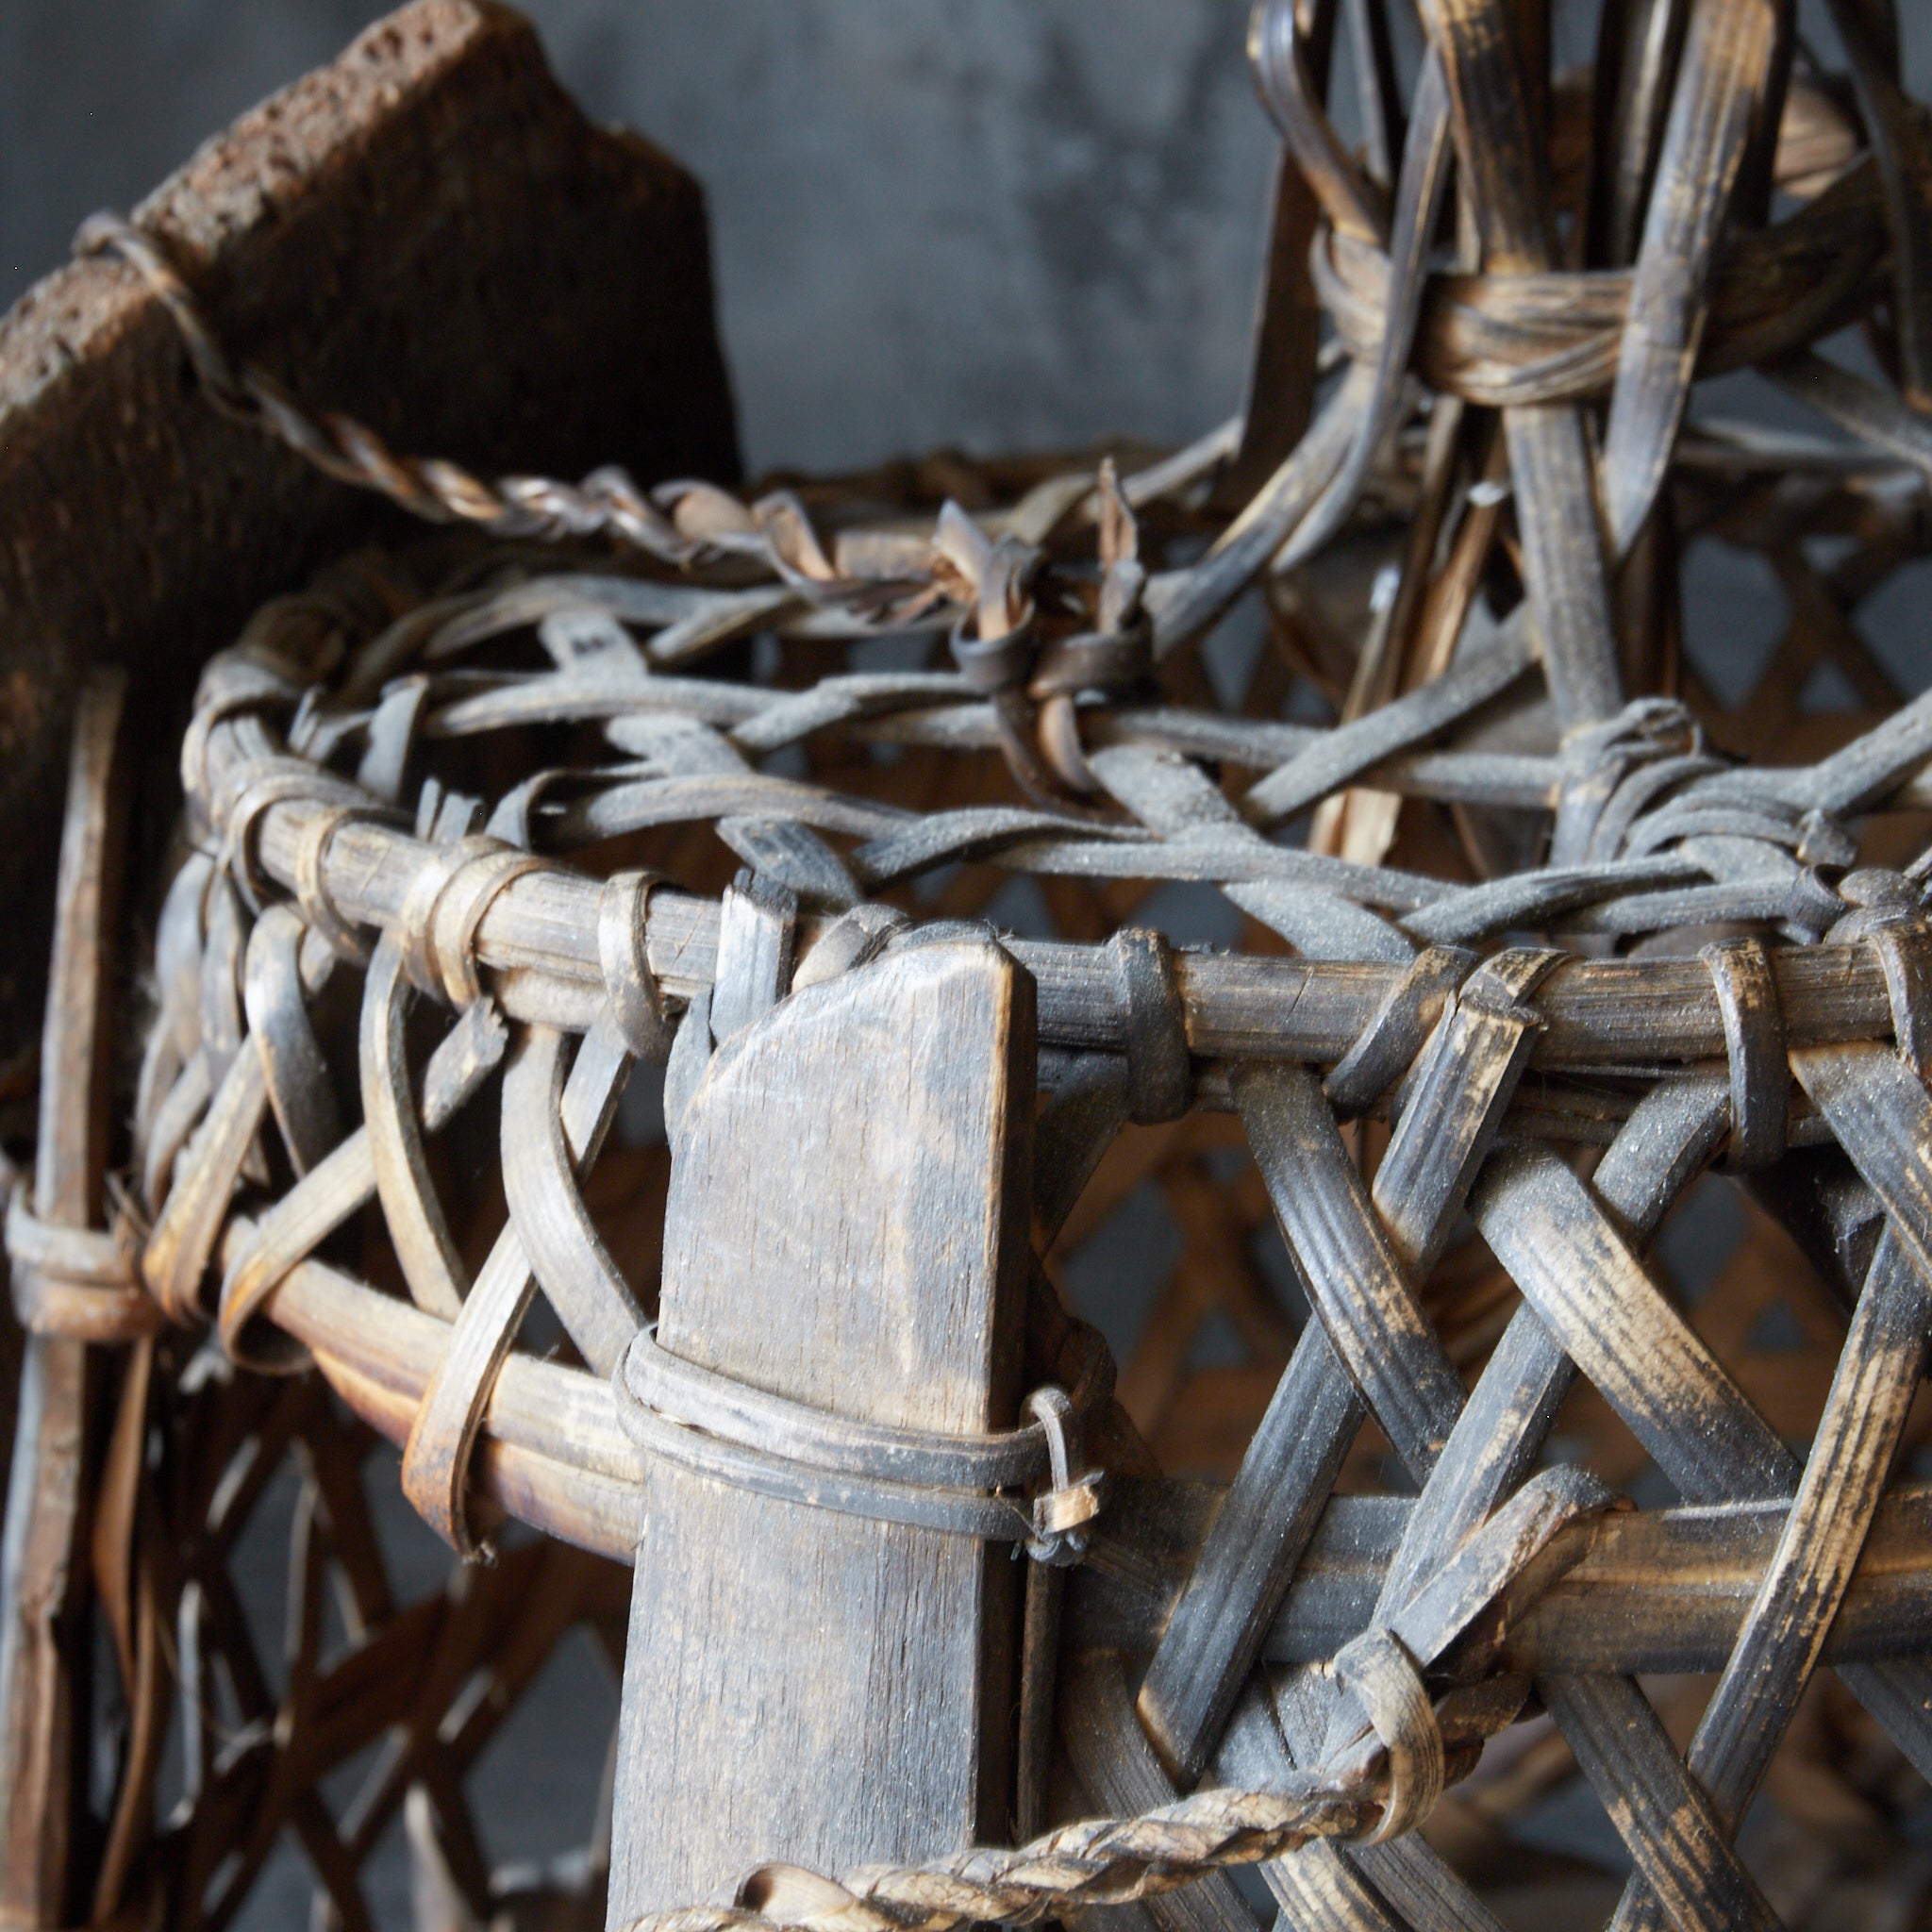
[12,0,1932,1926]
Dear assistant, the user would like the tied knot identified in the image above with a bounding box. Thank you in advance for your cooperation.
[6,1180,159,1344]
[1023,1385,1106,1565]
[1329,1627,1445,1844]
[1551,696,1715,868]
[1560,695,1705,774]
[940,466,1152,802]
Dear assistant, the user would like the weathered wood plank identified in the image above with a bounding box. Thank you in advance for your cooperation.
[0,671,128,1923]
[608,939,1034,1913]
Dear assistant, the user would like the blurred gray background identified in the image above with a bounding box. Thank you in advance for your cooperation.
[6,2,1924,476]
[0,0,1504,475]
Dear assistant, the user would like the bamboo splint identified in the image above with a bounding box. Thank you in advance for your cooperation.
[11,0,1932,1927]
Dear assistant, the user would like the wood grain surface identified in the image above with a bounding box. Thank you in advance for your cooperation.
[608,940,1034,1915]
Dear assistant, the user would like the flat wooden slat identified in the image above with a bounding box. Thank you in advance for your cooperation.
[1239,1064,1464,1478]
[1136,1324,1363,1781]
[1140,956,1542,1785]
[1471,1143,1791,1503]
[1543,1674,1779,1932]
[1600,0,1781,556]
[608,940,1033,1913]
[0,671,127,1923]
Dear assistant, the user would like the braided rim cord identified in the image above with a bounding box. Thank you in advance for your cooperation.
[76,213,709,559]
[616,1665,1536,1932]
[627,1777,1382,1932]
[77,211,1233,806]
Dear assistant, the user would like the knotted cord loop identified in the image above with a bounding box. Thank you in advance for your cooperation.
[1701,937,1790,1169]
[1328,1627,1446,1844]
[1552,697,1709,866]
[612,1323,1110,1559]
[1023,1384,1105,1564]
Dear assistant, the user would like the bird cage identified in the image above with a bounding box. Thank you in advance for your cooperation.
[8,3,1932,1931]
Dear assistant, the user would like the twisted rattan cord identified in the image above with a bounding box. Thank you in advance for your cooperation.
[612,1470,1607,1928]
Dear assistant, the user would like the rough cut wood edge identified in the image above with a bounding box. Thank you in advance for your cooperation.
[0,0,740,1048]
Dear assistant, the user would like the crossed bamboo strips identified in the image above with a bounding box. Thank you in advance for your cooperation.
[18,0,1932,1924]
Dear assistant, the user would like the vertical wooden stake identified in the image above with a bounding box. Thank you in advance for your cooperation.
[0,671,127,1922]
[608,938,1034,1919]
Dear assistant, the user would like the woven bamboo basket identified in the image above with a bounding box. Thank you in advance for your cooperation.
[8,2,1932,1929]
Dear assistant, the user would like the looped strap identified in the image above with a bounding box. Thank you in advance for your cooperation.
[597,870,674,1062]
[215,758,365,912]
[393,835,546,1008]
[612,1322,1109,1559]
[1701,938,1788,1169]
[293,805,397,963]
[1834,900,1932,1080]
[1108,927,1191,1124]
[1330,1626,1444,1843]
[1459,946,1565,1016]
[177,657,301,816]
[1325,945,1477,1115]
